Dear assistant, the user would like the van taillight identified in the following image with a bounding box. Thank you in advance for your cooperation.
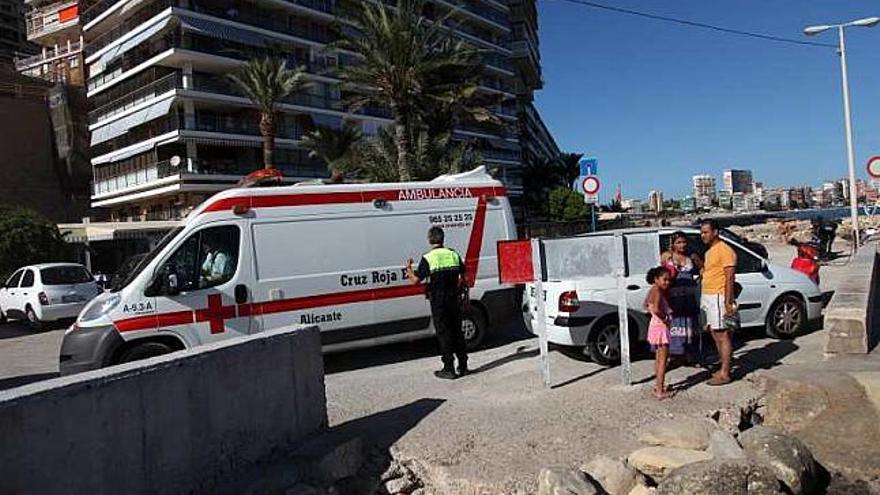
[38,292,49,305]
[558,291,579,312]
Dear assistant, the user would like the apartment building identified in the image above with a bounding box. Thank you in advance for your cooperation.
[80,0,548,221]
[15,0,83,83]
[1,0,36,62]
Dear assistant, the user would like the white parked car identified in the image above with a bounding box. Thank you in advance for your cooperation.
[524,227,824,365]
[0,263,101,329]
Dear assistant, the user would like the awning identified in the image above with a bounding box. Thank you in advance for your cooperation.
[310,113,343,130]
[90,97,176,146]
[179,15,276,48]
[90,17,172,75]
[59,220,179,244]
[92,140,160,165]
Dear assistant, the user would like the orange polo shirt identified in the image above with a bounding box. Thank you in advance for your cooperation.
[702,241,736,295]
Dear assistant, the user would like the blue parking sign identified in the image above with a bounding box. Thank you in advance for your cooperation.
[579,157,598,176]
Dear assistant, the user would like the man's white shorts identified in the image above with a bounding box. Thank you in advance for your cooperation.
[701,294,727,331]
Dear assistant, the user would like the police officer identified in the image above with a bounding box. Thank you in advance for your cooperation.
[406,226,469,379]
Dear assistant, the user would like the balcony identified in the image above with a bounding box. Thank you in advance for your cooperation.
[440,0,508,27]
[26,1,80,41]
[91,112,307,158]
[15,39,83,71]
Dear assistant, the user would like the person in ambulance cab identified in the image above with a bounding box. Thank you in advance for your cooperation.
[200,239,232,285]
[406,226,469,380]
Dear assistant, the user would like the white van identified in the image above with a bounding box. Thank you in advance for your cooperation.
[524,227,824,365]
[60,168,518,375]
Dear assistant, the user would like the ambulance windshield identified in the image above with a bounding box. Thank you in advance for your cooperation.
[110,227,184,292]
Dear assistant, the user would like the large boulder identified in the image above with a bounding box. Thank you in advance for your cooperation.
[580,456,646,495]
[627,447,712,479]
[637,418,718,450]
[738,426,819,495]
[537,468,599,495]
[707,430,745,460]
[655,459,782,495]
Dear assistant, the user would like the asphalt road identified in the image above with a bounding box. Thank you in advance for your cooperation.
[0,320,66,389]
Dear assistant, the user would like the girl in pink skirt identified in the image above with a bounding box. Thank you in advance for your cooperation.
[645,266,673,400]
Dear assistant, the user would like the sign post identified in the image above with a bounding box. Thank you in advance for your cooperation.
[614,233,632,386]
[497,240,550,387]
[531,238,551,387]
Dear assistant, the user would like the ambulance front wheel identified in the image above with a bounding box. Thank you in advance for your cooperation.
[462,306,487,351]
[117,341,175,364]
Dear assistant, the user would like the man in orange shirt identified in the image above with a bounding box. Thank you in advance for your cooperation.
[700,219,737,386]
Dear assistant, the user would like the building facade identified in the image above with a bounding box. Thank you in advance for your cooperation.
[1,0,37,63]
[15,0,84,84]
[78,0,548,221]
[647,190,663,213]
[692,174,716,209]
[723,168,753,194]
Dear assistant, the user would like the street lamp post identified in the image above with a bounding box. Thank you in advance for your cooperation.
[805,16,879,252]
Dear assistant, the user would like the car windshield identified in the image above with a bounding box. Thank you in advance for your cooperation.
[41,266,92,285]
[111,227,183,292]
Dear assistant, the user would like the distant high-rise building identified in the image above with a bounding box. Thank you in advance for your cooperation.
[648,190,663,213]
[723,169,753,194]
[0,0,37,62]
[692,174,716,208]
[15,0,84,85]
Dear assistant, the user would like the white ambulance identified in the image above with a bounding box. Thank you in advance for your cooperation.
[59,167,518,375]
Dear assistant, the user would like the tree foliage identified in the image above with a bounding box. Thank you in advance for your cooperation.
[335,0,493,181]
[522,152,584,217]
[227,57,306,169]
[0,206,69,280]
[547,188,590,222]
[301,121,363,180]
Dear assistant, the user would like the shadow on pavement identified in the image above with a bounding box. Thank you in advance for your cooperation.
[324,319,533,375]
[670,339,799,392]
[0,372,59,390]
[221,398,445,495]
[0,319,71,340]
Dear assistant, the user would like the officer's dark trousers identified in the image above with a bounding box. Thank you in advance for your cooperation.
[431,298,467,369]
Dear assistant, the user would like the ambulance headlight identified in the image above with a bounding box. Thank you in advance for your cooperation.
[79,294,121,323]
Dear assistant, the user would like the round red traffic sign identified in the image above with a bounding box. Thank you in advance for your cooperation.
[868,156,880,179]
[581,175,601,195]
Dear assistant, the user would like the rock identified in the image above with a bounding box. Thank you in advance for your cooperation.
[707,430,745,460]
[738,426,818,495]
[655,459,782,495]
[628,447,713,479]
[627,484,655,495]
[581,456,646,495]
[295,436,365,484]
[384,475,416,494]
[537,468,599,495]
[637,418,718,450]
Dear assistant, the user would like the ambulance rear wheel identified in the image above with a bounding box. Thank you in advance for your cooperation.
[462,307,487,351]
[117,342,174,364]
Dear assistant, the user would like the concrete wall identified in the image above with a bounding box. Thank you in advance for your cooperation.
[0,326,327,495]
[825,246,879,355]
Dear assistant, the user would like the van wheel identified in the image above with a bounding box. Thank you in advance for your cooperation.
[117,342,174,364]
[462,307,487,351]
[766,295,805,339]
[586,322,621,366]
[25,305,41,331]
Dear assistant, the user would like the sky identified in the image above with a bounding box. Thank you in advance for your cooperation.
[534,0,880,201]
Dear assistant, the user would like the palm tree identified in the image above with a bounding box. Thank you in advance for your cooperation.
[335,0,481,181]
[227,57,305,169]
[301,121,363,182]
[553,152,583,189]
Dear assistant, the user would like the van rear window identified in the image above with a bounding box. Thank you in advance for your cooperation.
[41,266,92,285]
